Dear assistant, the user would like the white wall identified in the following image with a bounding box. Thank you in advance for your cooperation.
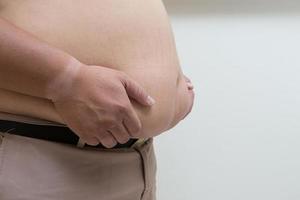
[154,1,300,199]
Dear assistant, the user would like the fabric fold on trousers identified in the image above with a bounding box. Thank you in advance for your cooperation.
[0,131,157,200]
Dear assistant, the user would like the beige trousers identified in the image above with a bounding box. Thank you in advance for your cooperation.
[0,131,156,200]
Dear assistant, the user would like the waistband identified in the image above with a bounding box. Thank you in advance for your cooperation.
[0,112,148,149]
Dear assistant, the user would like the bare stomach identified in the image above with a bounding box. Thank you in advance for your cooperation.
[0,0,190,136]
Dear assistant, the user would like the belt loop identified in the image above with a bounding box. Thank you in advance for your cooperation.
[133,138,156,200]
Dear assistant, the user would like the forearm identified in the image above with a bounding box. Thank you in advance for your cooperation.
[0,88,62,123]
[0,17,74,99]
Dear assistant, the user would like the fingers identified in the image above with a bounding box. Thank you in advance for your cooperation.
[80,136,100,146]
[93,122,132,148]
[81,132,118,148]
[122,107,142,138]
[75,111,137,148]
[84,124,131,148]
[108,122,131,144]
[97,132,118,148]
[75,123,118,148]
[121,76,155,106]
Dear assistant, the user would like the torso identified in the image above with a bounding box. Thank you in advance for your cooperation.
[0,0,185,128]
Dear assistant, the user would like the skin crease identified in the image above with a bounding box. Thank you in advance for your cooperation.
[0,0,195,139]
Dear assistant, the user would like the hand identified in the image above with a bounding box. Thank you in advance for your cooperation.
[47,59,155,148]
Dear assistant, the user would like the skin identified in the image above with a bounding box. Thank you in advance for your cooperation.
[0,0,195,147]
[0,19,156,148]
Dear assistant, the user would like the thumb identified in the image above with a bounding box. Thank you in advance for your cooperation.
[122,77,155,106]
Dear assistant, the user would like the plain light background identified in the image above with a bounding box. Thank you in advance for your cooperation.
[154,0,300,199]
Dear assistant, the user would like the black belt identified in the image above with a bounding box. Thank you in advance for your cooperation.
[0,119,138,148]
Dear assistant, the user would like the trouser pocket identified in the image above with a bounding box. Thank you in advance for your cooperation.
[0,132,7,180]
[0,133,150,200]
[0,132,4,145]
[133,138,157,200]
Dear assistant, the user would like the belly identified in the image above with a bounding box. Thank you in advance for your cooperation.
[0,0,182,124]
[0,0,179,68]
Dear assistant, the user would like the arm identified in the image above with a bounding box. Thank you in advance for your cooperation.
[0,17,73,98]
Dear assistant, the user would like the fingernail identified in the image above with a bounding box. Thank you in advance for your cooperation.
[147,95,156,106]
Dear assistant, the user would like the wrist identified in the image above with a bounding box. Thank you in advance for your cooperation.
[45,56,83,102]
